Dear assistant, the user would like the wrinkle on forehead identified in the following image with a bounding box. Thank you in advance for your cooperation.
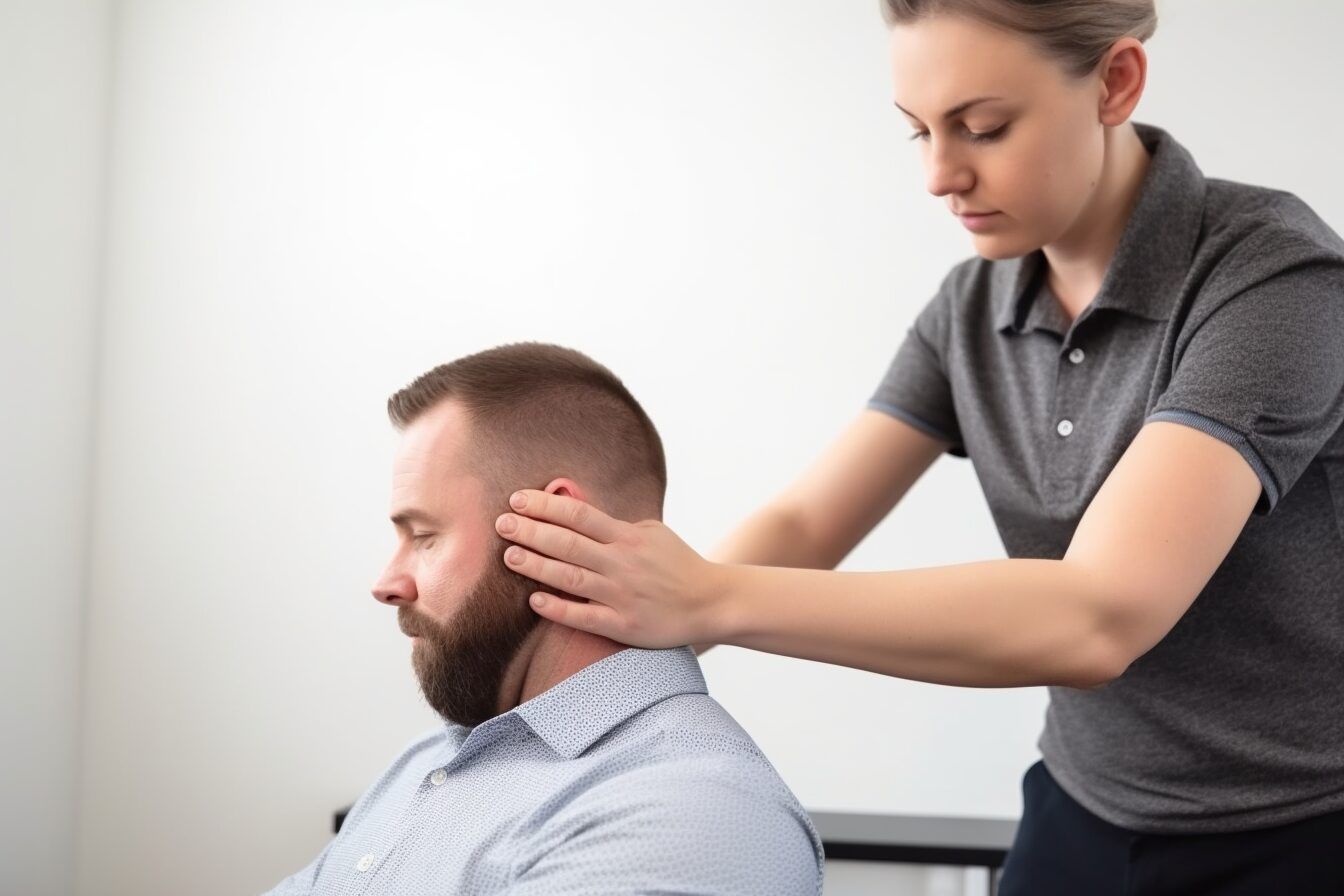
[390,401,491,521]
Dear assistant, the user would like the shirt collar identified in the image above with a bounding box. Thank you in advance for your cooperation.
[994,122,1208,335]
[510,645,708,760]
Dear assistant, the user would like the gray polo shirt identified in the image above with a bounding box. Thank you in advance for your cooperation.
[868,122,1344,834]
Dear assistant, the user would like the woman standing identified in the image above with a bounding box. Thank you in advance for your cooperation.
[491,1,1344,891]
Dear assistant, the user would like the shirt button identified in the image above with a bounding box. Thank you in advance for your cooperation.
[356,854,375,872]
[430,768,448,786]
[1057,419,1074,437]
[1068,348,1085,364]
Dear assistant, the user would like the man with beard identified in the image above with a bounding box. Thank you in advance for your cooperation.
[263,342,824,895]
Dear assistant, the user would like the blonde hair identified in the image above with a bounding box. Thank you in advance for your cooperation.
[881,0,1157,77]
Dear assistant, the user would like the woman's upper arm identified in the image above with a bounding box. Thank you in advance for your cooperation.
[1064,419,1262,675]
[766,409,951,569]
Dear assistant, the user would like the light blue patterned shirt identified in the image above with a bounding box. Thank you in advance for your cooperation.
[263,645,824,895]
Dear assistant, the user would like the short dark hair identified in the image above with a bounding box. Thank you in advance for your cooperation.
[387,342,667,521]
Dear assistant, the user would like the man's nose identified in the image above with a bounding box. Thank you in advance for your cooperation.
[372,568,416,605]
[925,141,974,197]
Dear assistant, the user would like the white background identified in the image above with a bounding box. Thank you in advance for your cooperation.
[3,1,1342,894]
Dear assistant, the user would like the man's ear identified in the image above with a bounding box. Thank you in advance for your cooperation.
[543,477,589,506]
[1097,37,1147,127]
[535,477,594,605]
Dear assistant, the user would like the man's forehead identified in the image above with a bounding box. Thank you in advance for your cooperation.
[388,453,488,520]
[398,400,472,455]
[389,401,485,502]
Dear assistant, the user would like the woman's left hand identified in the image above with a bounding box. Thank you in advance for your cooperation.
[494,489,731,648]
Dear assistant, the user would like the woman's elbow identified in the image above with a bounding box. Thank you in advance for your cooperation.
[1062,618,1139,690]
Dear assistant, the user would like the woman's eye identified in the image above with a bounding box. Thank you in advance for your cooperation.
[907,125,1007,144]
[966,124,1009,144]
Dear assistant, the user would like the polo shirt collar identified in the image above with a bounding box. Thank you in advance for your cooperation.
[994,122,1208,335]
[511,645,708,759]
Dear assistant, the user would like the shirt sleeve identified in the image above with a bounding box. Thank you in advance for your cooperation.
[1145,258,1344,515]
[508,755,823,896]
[867,277,968,457]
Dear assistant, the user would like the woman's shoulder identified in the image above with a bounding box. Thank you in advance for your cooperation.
[1182,177,1344,316]
[1200,177,1344,263]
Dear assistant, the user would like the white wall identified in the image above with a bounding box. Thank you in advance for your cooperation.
[0,1,111,894]
[54,2,1344,895]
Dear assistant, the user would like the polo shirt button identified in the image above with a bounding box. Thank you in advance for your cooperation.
[1068,348,1085,364]
[1057,419,1074,437]
[356,854,375,872]
[430,768,448,786]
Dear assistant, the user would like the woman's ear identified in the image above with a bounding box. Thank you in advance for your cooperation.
[1097,37,1148,127]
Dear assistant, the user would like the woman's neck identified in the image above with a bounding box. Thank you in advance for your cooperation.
[1042,123,1152,323]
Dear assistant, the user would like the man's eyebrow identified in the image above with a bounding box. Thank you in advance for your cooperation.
[893,95,1005,121]
[390,509,439,528]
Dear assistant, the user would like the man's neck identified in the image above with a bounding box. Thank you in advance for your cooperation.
[495,619,627,715]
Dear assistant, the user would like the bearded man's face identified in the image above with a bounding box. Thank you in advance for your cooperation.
[396,543,541,727]
[372,399,543,727]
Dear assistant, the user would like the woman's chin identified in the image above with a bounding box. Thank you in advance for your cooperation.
[971,230,1035,261]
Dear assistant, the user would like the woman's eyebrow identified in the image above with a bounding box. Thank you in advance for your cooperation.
[893,95,1006,121]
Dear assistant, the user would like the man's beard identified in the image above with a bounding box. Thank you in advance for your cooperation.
[397,539,543,728]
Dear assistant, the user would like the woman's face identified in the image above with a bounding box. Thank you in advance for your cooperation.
[890,14,1108,260]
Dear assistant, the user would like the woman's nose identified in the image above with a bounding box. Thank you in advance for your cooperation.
[925,143,973,197]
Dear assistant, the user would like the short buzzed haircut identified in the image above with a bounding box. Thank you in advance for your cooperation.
[387,342,667,522]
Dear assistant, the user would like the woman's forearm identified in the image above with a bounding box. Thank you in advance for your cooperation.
[706,503,833,568]
[695,505,831,655]
[713,558,1123,688]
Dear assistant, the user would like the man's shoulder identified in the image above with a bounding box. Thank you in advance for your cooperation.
[605,690,775,769]
[515,693,823,893]
[578,691,820,840]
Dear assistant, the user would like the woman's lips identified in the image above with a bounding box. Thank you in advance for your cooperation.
[957,211,1002,232]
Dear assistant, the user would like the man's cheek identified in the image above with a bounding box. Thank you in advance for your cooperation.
[417,561,466,619]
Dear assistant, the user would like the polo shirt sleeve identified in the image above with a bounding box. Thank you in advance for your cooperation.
[1146,256,1344,515]
[508,755,823,895]
[866,273,968,457]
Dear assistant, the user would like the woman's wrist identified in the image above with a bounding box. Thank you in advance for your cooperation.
[701,561,747,647]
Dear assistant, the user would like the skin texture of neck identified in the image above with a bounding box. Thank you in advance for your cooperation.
[494,618,627,715]
[1042,123,1152,323]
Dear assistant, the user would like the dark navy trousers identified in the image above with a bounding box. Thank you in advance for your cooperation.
[997,761,1344,895]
